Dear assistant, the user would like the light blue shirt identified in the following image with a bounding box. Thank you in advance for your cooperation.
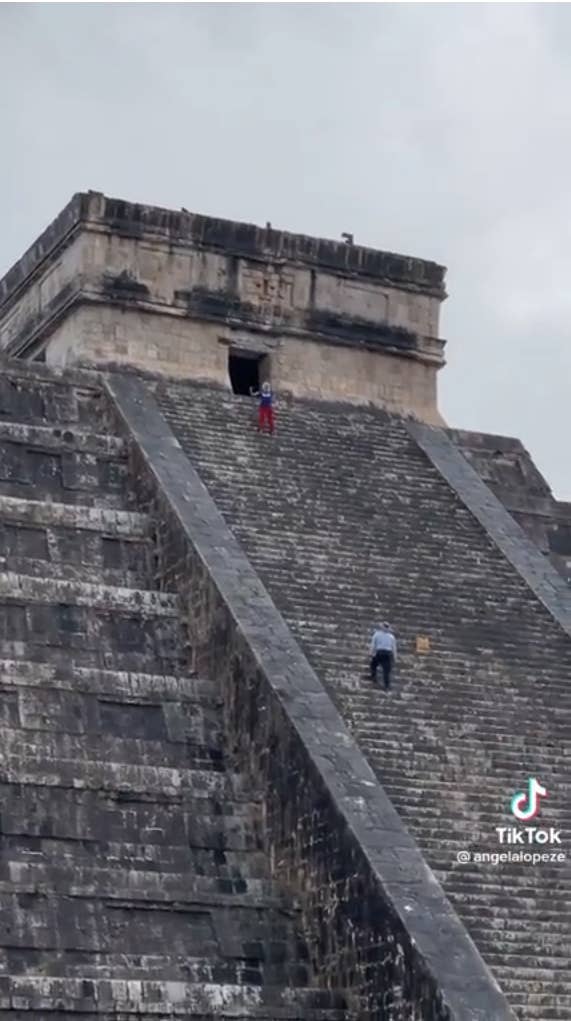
[370,629,397,658]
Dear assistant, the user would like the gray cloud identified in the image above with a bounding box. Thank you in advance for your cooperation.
[1,2,568,495]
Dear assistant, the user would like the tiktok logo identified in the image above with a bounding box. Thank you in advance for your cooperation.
[510,777,547,822]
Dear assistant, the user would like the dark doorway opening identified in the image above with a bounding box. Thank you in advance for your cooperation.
[228,351,268,395]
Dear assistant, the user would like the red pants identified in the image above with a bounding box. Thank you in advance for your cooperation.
[258,405,274,433]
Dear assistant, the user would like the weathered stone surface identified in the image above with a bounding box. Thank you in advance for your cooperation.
[0,658,217,700]
[0,362,344,1021]
[408,421,571,634]
[449,427,571,585]
[0,194,447,422]
[3,348,569,1018]
[0,496,154,586]
[156,378,571,1020]
[107,371,516,1021]
[0,422,130,508]
[2,190,571,1020]
[0,356,107,425]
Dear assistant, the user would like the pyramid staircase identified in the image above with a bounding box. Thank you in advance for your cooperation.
[159,380,571,1021]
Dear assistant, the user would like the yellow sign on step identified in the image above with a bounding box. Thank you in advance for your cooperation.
[416,636,430,653]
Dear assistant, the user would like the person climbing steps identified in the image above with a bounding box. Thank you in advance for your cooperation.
[370,621,397,691]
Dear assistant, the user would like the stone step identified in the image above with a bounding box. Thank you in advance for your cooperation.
[1,833,269,882]
[393,826,569,854]
[425,862,567,889]
[510,1012,571,1021]
[0,749,244,799]
[363,743,569,777]
[509,997,571,1011]
[316,649,570,688]
[278,580,563,621]
[0,1013,345,1020]
[0,975,346,1019]
[0,498,154,588]
[378,805,568,839]
[408,828,568,853]
[383,811,568,843]
[0,575,184,671]
[0,660,219,703]
[0,949,312,988]
[367,768,571,795]
[349,718,570,747]
[353,738,571,765]
[0,862,291,912]
[0,421,131,509]
[376,787,568,820]
[350,667,567,689]
[333,677,571,713]
[0,496,150,537]
[0,782,261,849]
[494,1008,566,1019]
[0,364,102,428]
[347,710,571,742]
[1,729,224,780]
[0,901,309,967]
[385,741,570,771]
[413,793,567,817]
[452,897,571,923]
[433,870,571,892]
[466,922,571,945]
[0,572,177,616]
[256,581,556,625]
[1,687,224,760]
[0,421,125,457]
[487,958,571,979]
[450,897,571,922]
[0,487,130,512]
[0,677,222,746]
[0,640,188,678]
[499,975,571,996]
[346,665,571,687]
[344,683,571,708]
[409,844,569,870]
[343,657,569,681]
[358,720,571,751]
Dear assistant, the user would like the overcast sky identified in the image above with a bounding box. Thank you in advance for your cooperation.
[0,2,569,496]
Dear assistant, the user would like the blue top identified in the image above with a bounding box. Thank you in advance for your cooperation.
[370,629,397,657]
[260,390,273,407]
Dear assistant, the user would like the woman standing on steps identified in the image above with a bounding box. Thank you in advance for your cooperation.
[250,381,275,435]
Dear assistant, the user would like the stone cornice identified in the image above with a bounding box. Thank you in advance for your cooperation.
[0,191,447,314]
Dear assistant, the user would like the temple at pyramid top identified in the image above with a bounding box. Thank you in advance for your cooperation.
[0,191,447,423]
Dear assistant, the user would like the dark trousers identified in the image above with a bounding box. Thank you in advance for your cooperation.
[371,650,393,689]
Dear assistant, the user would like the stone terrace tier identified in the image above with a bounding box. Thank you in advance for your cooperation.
[159,380,571,1021]
[0,362,348,1021]
[449,428,571,586]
